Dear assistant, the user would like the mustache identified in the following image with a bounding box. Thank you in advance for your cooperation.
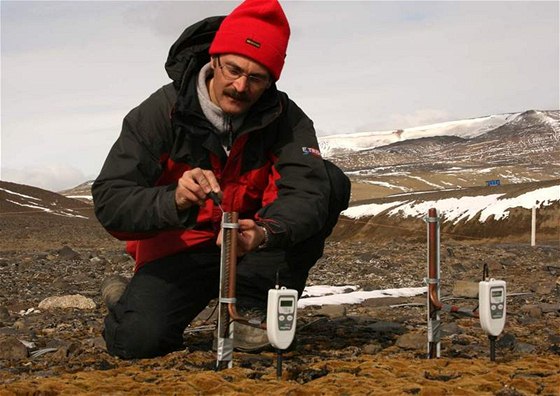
[224,88,249,102]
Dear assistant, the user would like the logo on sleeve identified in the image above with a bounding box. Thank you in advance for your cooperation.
[302,147,322,158]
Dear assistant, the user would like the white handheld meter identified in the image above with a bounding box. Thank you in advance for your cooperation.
[479,279,506,336]
[267,287,298,350]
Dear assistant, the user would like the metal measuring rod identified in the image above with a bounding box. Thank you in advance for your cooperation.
[215,211,239,370]
[425,208,442,358]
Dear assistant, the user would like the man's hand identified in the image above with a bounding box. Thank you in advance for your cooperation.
[216,219,266,256]
[175,168,221,211]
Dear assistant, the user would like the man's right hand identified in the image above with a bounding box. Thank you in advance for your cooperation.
[175,168,221,211]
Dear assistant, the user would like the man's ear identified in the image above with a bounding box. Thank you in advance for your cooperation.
[210,56,217,70]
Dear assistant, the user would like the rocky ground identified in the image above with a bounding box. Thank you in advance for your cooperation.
[0,209,559,395]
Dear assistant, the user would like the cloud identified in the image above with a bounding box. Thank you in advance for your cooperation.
[123,2,237,38]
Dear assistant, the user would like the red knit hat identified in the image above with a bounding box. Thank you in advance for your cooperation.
[209,0,290,81]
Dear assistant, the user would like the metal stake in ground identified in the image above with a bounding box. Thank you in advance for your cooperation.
[215,212,239,370]
[425,207,441,358]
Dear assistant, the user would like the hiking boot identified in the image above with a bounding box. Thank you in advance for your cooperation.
[101,275,128,310]
[237,306,266,325]
[212,307,270,352]
[232,321,270,352]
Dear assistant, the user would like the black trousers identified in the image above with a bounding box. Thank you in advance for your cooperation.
[104,160,350,359]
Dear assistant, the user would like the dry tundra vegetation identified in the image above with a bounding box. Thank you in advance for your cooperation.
[0,179,559,395]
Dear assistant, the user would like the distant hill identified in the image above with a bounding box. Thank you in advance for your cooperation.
[319,110,559,156]
[3,177,558,251]
[59,181,94,204]
[0,180,119,252]
[1,180,92,219]
[334,179,559,244]
[318,110,560,199]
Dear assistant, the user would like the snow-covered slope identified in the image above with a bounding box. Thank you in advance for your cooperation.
[343,184,559,225]
[0,181,89,219]
[319,111,530,157]
[59,180,94,202]
[326,110,560,196]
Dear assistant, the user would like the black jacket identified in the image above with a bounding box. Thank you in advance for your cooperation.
[92,16,330,269]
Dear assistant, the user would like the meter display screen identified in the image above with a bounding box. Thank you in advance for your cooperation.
[278,297,296,314]
[490,287,504,303]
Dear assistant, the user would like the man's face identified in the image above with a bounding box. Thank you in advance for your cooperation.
[209,54,272,116]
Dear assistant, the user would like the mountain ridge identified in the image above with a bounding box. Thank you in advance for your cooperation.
[318,109,558,156]
[329,109,559,199]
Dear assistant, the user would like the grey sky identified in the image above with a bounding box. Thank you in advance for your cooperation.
[1,1,558,191]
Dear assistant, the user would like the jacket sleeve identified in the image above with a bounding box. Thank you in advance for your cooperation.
[92,84,198,240]
[256,97,330,248]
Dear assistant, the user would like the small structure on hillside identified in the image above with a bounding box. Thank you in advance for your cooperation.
[486,179,501,187]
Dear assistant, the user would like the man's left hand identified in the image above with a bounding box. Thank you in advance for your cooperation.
[216,219,266,256]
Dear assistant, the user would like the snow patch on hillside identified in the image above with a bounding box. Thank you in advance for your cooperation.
[343,185,560,224]
[1,187,89,219]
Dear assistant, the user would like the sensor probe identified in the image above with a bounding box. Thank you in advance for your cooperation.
[208,191,223,212]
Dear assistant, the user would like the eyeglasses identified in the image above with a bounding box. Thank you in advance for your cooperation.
[216,57,270,88]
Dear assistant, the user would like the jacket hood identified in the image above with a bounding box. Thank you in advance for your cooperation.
[165,16,225,88]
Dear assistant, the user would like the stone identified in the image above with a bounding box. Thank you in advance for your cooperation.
[441,322,462,337]
[533,281,556,295]
[517,316,538,325]
[548,334,560,344]
[499,257,515,266]
[51,279,70,290]
[451,263,467,273]
[0,336,28,359]
[0,306,10,321]
[0,327,18,336]
[113,254,133,264]
[446,247,454,257]
[396,333,425,350]
[367,321,405,334]
[38,295,96,310]
[46,339,80,357]
[497,333,516,349]
[539,303,560,313]
[316,304,346,318]
[57,246,80,260]
[13,319,28,331]
[452,280,479,298]
[83,336,106,350]
[545,266,560,275]
[362,297,408,307]
[521,305,542,318]
[362,343,383,354]
[486,261,502,272]
[515,342,537,354]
